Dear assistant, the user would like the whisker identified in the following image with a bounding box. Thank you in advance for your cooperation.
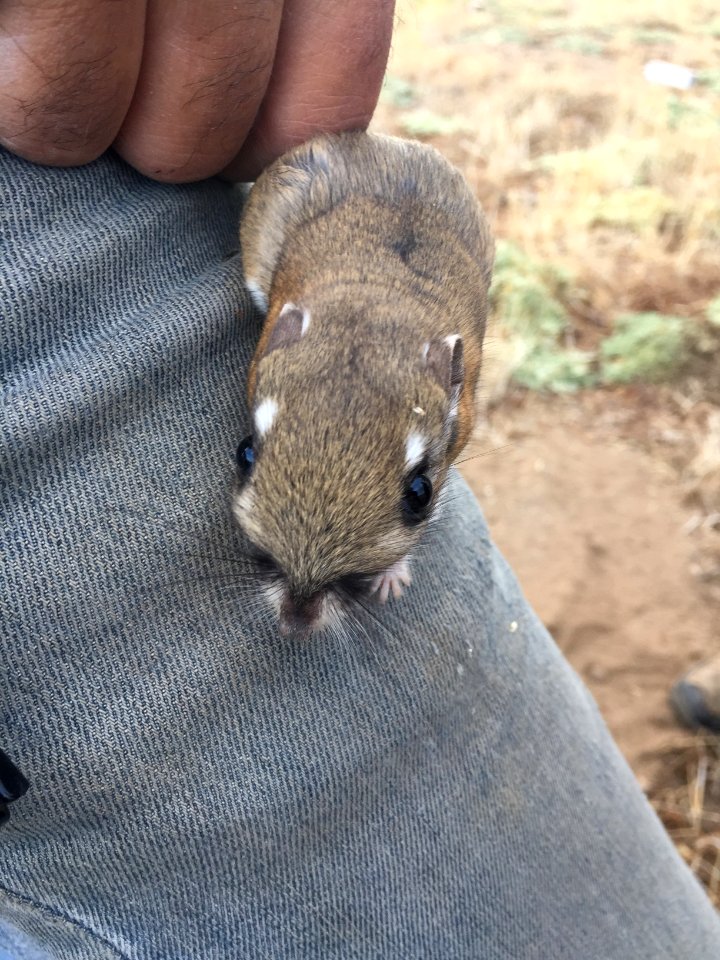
[158,573,264,590]
[182,551,256,567]
[325,611,355,675]
[453,443,512,466]
[349,594,398,648]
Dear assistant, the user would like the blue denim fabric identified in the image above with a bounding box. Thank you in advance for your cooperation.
[1,147,718,959]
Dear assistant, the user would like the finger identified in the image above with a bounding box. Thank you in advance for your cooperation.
[114,0,283,183]
[0,0,145,166]
[222,0,395,182]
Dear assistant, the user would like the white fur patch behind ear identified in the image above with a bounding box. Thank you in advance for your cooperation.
[448,334,463,420]
[246,279,268,313]
[255,397,278,437]
[405,431,427,470]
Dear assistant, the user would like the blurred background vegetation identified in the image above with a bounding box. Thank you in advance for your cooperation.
[376,0,719,393]
[373,0,720,906]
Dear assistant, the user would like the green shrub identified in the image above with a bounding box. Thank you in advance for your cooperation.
[707,298,720,329]
[513,345,597,392]
[399,108,470,138]
[491,241,595,391]
[579,186,676,233]
[551,33,606,55]
[491,240,571,339]
[491,242,699,392]
[380,74,418,109]
[600,312,688,384]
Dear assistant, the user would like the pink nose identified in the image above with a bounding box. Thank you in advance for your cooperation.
[279,592,324,637]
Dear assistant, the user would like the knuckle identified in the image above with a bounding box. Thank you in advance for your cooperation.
[116,133,238,184]
[118,61,275,182]
[0,49,131,164]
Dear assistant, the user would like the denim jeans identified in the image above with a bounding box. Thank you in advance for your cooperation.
[1,146,718,959]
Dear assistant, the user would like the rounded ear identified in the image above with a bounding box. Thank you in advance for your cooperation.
[424,335,464,396]
[262,302,311,357]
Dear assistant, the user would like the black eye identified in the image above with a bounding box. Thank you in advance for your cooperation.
[402,473,433,524]
[236,435,255,478]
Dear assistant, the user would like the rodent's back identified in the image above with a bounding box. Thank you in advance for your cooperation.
[240,131,493,309]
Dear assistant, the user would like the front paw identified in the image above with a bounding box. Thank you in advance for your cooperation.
[371,558,412,604]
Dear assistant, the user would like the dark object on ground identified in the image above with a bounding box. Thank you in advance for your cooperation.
[671,657,720,732]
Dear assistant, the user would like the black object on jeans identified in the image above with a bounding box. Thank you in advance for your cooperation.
[0,748,29,827]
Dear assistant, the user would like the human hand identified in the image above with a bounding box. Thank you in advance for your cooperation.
[0,0,395,183]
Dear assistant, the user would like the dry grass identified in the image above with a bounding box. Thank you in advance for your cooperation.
[648,735,720,907]
[686,409,720,514]
[682,401,720,604]
[375,0,720,317]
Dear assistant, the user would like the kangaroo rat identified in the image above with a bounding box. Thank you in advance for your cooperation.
[233,131,494,637]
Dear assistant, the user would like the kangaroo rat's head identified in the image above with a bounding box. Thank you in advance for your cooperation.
[231,298,466,638]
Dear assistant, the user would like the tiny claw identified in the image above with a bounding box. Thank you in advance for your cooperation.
[371,558,412,604]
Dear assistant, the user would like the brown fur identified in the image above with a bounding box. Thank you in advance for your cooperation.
[237,131,494,597]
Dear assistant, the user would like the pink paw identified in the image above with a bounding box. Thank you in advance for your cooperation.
[371,558,412,604]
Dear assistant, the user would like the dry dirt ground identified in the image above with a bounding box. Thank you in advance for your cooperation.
[461,391,717,787]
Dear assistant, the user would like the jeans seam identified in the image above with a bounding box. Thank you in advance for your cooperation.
[0,883,129,960]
